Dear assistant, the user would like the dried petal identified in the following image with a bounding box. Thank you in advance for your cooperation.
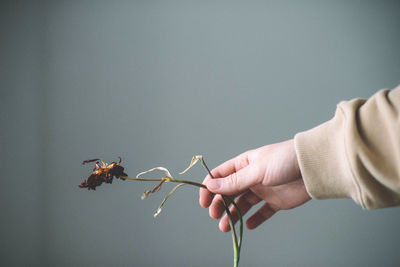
[82,158,101,165]
[153,208,162,218]
[141,190,151,200]
[179,155,203,174]
[153,183,186,218]
[79,157,127,190]
[136,167,173,179]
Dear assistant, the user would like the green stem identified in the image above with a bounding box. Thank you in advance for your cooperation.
[200,159,242,267]
[225,195,243,253]
[199,161,243,250]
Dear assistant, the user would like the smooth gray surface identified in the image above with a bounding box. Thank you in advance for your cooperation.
[1,1,400,266]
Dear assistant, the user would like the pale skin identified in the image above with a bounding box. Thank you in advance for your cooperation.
[199,139,311,232]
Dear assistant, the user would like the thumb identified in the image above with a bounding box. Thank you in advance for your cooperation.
[205,165,261,195]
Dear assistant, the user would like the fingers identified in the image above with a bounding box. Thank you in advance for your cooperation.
[246,203,278,230]
[206,165,262,196]
[210,152,250,178]
[209,195,227,219]
[199,175,214,208]
[215,194,278,232]
[199,152,251,208]
[219,191,262,232]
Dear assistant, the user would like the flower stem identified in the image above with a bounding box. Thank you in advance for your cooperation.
[200,159,242,267]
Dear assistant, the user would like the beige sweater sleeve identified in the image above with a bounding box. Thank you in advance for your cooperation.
[294,85,400,209]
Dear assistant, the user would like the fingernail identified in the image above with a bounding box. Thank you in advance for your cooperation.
[207,179,221,191]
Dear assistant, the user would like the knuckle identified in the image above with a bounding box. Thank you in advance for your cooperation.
[250,148,263,161]
[262,169,272,186]
[235,154,250,170]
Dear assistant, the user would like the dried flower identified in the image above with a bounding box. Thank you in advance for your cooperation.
[78,155,243,267]
[79,157,127,190]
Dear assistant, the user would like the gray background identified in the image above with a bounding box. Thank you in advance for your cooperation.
[1,0,400,266]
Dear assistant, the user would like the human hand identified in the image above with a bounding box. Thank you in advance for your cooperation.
[199,139,311,232]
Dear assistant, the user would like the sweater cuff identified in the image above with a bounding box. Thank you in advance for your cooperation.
[294,108,363,205]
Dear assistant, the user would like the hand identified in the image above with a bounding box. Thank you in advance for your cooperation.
[199,139,311,232]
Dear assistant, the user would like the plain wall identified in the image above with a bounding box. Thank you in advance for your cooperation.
[1,1,400,266]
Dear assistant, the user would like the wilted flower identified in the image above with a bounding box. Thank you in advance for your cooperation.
[79,157,127,190]
[78,155,243,267]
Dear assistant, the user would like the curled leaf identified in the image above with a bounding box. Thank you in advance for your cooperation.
[141,190,151,200]
[141,180,166,200]
[153,207,162,218]
[154,183,186,218]
[136,167,173,179]
[179,155,203,175]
